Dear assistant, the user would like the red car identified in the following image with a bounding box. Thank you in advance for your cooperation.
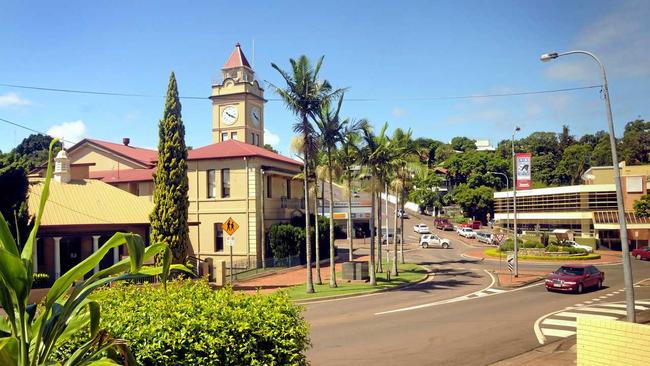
[631,246,650,260]
[545,265,604,294]
[434,218,454,231]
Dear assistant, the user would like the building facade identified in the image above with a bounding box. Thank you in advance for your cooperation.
[493,162,650,250]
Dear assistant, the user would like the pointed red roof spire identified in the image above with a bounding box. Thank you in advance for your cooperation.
[223,42,252,69]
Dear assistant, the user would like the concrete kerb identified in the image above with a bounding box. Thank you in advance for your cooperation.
[294,267,432,305]
[492,270,545,289]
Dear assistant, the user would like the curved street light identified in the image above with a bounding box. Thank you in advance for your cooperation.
[540,50,635,322]
[490,171,510,235]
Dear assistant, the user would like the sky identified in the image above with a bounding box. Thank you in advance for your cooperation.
[1,0,649,156]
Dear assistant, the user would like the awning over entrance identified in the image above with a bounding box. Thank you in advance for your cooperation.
[593,211,650,230]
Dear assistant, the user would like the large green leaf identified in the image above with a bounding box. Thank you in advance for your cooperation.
[45,233,143,309]
[0,248,28,303]
[0,215,19,257]
[0,336,18,365]
[21,139,58,266]
[0,278,16,328]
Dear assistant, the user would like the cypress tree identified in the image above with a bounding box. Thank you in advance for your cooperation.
[150,72,190,263]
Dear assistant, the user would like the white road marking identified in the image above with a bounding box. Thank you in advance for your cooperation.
[605,293,614,297]
[578,307,627,315]
[541,318,576,327]
[553,311,617,320]
[541,328,575,338]
[583,301,593,304]
[375,269,499,315]
[592,303,649,311]
[485,288,507,293]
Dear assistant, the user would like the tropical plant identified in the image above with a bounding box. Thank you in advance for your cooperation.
[0,140,183,366]
[634,194,650,218]
[315,95,349,288]
[389,128,415,270]
[336,122,363,262]
[150,72,190,264]
[270,55,344,293]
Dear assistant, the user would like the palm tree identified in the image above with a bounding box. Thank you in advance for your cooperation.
[336,122,363,262]
[312,158,323,285]
[270,55,343,293]
[388,128,414,274]
[315,95,348,288]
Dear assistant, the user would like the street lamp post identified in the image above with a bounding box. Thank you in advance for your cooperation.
[512,126,521,277]
[541,50,636,322]
[491,172,510,234]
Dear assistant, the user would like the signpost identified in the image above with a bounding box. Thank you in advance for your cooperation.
[223,217,239,283]
[507,253,514,283]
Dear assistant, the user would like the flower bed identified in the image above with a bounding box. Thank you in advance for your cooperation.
[484,248,601,261]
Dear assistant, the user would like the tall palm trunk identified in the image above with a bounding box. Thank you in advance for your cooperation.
[314,180,322,285]
[400,191,405,264]
[393,190,399,276]
[376,188,384,273]
[369,179,377,286]
[327,150,337,288]
[347,177,353,262]
[302,115,314,293]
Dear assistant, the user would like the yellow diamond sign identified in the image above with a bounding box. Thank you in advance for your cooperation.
[223,217,239,236]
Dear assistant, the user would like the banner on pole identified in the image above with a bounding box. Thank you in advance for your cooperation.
[515,153,532,190]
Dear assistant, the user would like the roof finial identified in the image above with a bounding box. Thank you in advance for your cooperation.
[235,42,241,47]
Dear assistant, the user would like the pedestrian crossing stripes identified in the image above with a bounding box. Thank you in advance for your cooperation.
[537,299,649,343]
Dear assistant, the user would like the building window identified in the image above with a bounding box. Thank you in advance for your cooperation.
[286,178,291,199]
[231,131,238,140]
[207,169,216,198]
[267,175,272,198]
[627,176,643,193]
[251,132,256,145]
[222,132,228,142]
[257,134,261,146]
[221,168,230,198]
[215,223,223,252]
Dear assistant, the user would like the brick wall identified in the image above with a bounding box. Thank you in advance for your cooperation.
[577,317,650,366]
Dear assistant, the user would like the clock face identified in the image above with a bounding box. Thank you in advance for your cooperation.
[222,106,238,125]
[251,106,261,127]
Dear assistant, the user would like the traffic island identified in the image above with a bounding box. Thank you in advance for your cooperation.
[493,270,547,288]
[482,248,601,261]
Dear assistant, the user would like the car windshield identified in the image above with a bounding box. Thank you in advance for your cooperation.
[556,267,584,276]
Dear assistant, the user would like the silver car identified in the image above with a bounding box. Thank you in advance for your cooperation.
[420,234,451,249]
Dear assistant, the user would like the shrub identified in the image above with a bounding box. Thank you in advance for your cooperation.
[546,244,559,252]
[535,243,545,249]
[499,239,514,252]
[523,240,541,248]
[268,224,304,259]
[54,280,310,365]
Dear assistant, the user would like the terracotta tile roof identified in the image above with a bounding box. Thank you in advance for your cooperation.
[90,168,156,183]
[28,178,152,226]
[188,139,302,167]
[223,43,252,69]
[73,139,158,167]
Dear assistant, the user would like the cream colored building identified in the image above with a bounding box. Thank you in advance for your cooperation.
[59,44,304,272]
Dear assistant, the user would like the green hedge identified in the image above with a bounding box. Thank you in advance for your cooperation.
[485,248,600,261]
[54,280,310,365]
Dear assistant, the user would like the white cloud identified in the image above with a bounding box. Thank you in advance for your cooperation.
[546,1,650,81]
[47,120,87,145]
[0,92,31,107]
[391,107,406,118]
[264,128,280,146]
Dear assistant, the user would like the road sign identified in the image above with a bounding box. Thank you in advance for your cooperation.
[223,217,239,236]
[225,235,235,247]
[494,234,505,245]
[507,254,514,272]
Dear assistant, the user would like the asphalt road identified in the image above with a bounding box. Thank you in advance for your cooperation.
[306,194,650,365]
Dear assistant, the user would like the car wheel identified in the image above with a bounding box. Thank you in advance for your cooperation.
[597,280,603,290]
[422,243,428,248]
[636,254,642,260]
[442,243,449,249]
[577,283,583,294]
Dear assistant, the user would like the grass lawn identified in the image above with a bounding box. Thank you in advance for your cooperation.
[285,262,428,301]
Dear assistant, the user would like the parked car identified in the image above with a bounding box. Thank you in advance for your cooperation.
[434,218,453,231]
[413,223,431,234]
[397,209,409,218]
[631,246,650,260]
[458,228,476,239]
[470,220,482,230]
[420,234,451,249]
[382,232,402,245]
[563,240,594,253]
[476,232,493,244]
[545,265,604,293]
[352,190,360,198]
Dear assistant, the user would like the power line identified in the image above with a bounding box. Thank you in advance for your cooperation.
[0,82,602,102]
[0,117,77,146]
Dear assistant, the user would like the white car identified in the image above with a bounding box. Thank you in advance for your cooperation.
[413,224,431,234]
[564,240,594,253]
[459,228,476,239]
[420,234,451,249]
[381,233,402,245]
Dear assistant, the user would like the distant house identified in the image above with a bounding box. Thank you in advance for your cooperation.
[474,139,495,152]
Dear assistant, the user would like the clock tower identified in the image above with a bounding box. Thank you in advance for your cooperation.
[210,43,265,145]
